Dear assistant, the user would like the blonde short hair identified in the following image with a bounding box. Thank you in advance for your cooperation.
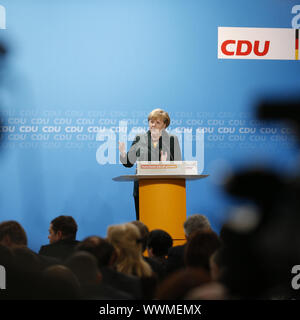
[148,108,170,128]
[107,223,152,277]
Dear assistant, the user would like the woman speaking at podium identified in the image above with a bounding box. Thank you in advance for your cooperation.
[119,108,182,220]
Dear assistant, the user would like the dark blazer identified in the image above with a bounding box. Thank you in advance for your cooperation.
[144,256,167,281]
[121,130,182,168]
[121,130,182,197]
[38,239,80,261]
[100,266,142,299]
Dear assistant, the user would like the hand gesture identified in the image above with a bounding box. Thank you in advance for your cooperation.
[160,150,167,161]
[119,142,126,157]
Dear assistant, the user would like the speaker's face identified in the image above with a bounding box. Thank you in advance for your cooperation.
[148,118,166,140]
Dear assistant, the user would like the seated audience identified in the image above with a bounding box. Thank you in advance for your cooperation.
[75,236,142,299]
[130,221,164,279]
[107,222,157,299]
[0,220,60,298]
[65,251,133,299]
[0,220,58,268]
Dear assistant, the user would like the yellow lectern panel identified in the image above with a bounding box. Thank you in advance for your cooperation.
[139,179,187,246]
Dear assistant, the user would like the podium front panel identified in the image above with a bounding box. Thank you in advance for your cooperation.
[139,179,186,246]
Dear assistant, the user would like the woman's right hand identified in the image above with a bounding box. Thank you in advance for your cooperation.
[119,142,126,157]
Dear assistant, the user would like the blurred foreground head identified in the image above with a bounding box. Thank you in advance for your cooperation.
[0,41,8,149]
[258,98,300,141]
[219,98,300,298]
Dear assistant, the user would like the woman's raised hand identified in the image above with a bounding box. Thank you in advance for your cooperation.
[119,141,126,157]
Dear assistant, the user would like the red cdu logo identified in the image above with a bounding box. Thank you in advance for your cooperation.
[221,40,270,56]
[218,27,297,60]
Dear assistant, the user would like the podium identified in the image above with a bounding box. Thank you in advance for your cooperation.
[113,174,209,246]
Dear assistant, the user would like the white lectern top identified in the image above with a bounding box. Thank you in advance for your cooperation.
[113,174,209,182]
[114,161,208,181]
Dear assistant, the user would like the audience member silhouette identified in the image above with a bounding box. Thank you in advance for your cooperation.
[166,214,211,274]
[75,236,142,299]
[65,251,132,299]
[0,220,28,248]
[107,222,152,278]
[39,215,79,261]
[219,166,300,299]
[0,220,58,268]
[155,268,211,300]
[107,222,158,299]
[146,229,173,280]
[184,230,221,273]
[130,221,164,281]
[41,265,81,300]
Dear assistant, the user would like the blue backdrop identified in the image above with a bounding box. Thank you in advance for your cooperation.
[0,0,299,251]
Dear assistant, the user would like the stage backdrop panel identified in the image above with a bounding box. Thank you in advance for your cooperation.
[0,0,299,251]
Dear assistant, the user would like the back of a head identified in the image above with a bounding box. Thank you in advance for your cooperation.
[107,223,142,256]
[42,265,80,299]
[65,251,100,286]
[7,248,43,299]
[76,236,115,268]
[0,244,15,269]
[0,221,27,247]
[155,268,211,300]
[130,221,149,253]
[107,223,152,277]
[13,247,42,273]
[184,230,221,272]
[51,215,78,240]
[183,214,211,239]
[147,229,173,257]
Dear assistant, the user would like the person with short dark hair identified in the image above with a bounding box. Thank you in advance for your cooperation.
[0,221,27,248]
[48,215,78,242]
[146,229,173,280]
[0,221,59,298]
[38,215,79,261]
[147,229,173,258]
